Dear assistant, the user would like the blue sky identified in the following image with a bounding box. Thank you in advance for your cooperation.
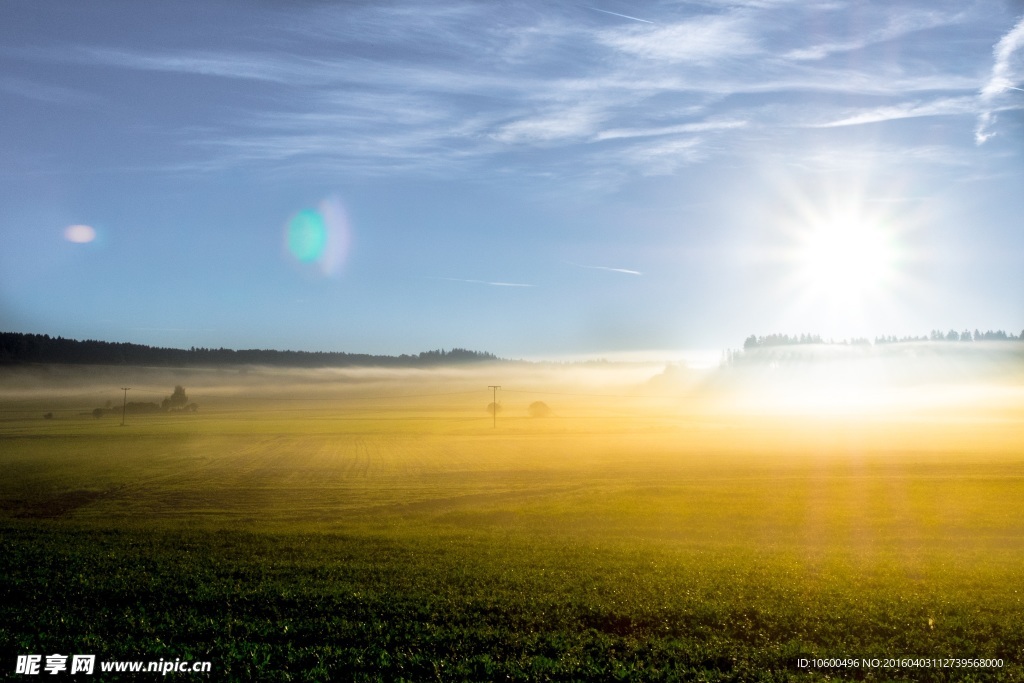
[2,1,1022,357]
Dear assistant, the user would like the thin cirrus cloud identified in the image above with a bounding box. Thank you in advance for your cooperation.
[491,106,604,145]
[783,7,967,61]
[0,75,97,105]
[429,277,535,288]
[810,97,978,128]
[40,45,323,84]
[597,14,760,64]
[8,1,1017,178]
[584,7,654,25]
[612,137,708,176]
[569,263,642,276]
[593,119,748,142]
[976,16,1024,144]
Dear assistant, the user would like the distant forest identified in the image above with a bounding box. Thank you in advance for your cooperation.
[743,328,1023,350]
[0,332,500,368]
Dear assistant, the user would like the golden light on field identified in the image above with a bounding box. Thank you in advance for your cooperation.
[726,357,889,415]
[716,342,1024,420]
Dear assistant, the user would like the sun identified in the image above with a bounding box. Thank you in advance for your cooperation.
[759,168,921,339]
[795,217,896,306]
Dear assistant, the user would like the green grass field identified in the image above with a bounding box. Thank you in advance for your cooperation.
[2,362,1023,680]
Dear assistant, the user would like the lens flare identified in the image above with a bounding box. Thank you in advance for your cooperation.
[283,197,352,276]
[64,224,96,243]
[287,210,327,262]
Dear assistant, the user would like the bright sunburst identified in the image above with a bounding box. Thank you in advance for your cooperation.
[796,216,896,305]
[764,171,920,339]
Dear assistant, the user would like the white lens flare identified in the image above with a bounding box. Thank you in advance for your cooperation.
[64,224,96,243]
[283,196,352,277]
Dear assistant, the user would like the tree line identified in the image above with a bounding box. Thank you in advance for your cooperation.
[0,332,500,368]
[743,329,1022,350]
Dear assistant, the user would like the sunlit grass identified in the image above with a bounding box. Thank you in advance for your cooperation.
[1,361,1023,679]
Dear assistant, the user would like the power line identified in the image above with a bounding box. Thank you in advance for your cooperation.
[501,388,664,399]
[120,387,130,426]
[488,385,501,428]
[201,390,482,402]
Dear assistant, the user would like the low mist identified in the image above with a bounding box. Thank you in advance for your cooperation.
[2,340,1020,427]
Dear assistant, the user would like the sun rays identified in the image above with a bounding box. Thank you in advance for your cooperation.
[795,214,897,308]
[762,171,923,340]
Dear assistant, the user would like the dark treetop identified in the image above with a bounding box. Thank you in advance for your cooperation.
[0,332,500,368]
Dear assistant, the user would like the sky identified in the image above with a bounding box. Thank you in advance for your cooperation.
[1,0,1023,359]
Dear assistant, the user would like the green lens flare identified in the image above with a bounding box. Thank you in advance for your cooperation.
[287,210,327,262]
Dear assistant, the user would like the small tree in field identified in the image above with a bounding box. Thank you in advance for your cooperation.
[528,401,552,417]
[162,386,188,411]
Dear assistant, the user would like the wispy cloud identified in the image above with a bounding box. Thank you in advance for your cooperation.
[976,16,1024,144]
[598,15,758,64]
[787,143,978,174]
[5,0,1004,180]
[593,119,746,142]
[980,17,1024,100]
[430,277,535,288]
[569,263,642,275]
[585,7,654,25]
[491,106,603,144]
[784,7,965,61]
[613,137,707,176]
[811,97,977,128]
[0,76,96,105]
[57,46,325,84]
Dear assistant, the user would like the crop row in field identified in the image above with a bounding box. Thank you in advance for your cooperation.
[3,523,1023,682]
[3,364,1023,680]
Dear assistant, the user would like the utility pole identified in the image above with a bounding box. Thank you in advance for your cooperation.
[120,387,130,426]
[488,385,501,428]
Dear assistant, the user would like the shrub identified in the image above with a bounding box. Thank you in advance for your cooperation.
[527,401,551,417]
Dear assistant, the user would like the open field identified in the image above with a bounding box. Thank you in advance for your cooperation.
[2,357,1024,680]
